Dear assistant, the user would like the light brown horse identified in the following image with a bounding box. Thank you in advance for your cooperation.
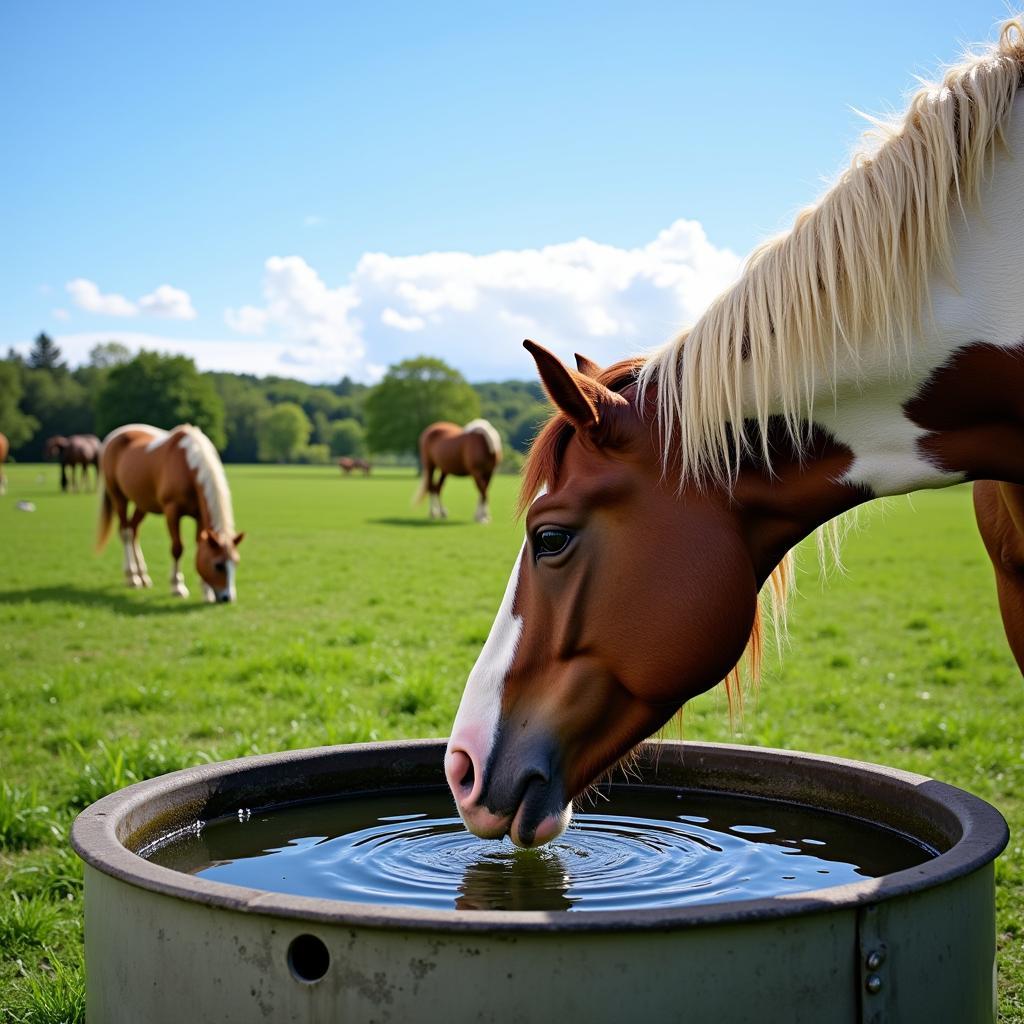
[97,424,244,602]
[46,434,101,492]
[0,431,8,495]
[445,21,1024,848]
[337,456,371,476]
[415,419,502,523]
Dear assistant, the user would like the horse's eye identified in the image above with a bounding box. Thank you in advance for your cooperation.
[214,560,227,573]
[535,528,572,557]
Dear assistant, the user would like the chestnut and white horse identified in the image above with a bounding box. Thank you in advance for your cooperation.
[97,424,244,602]
[446,21,1024,847]
[415,419,503,523]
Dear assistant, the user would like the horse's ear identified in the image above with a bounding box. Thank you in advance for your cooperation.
[233,532,245,547]
[524,340,624,433]
[574,353,603,379]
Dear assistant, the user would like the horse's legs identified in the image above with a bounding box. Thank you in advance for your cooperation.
[164,504,189,598]
[472,471,493,524]
[111,492,143,587]
[60,461,68,493]
[974,481,1024,673]
[433,472,449,519]
[129,508,152,587]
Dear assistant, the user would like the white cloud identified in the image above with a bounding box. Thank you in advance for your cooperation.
[52,308,70,321]
[67,278,138,317]
[380,307,426,332]
[66,278,197,321]
[223,218,740,380]
[35,220,740,383]
[224,255,363,376]
[138,284,196,320]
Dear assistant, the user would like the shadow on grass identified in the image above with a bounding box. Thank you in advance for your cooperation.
[0,584,207,616]
[368,517,470,528]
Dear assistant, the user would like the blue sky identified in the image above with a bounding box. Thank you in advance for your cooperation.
[1,2,1017,381]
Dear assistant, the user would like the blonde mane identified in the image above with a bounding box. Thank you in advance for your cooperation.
[638,17,1024,489]
[464,418,503,459]
[175,425,235,538]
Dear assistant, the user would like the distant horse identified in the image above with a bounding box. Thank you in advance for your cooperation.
[415,419,502,523]
[97,424,244,602]
[337,456,371,476]
[46,434,101,492]
[445,21,1024,848]
[0,432,7,495]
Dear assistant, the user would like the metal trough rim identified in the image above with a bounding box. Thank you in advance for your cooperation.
[71,739,1008,934]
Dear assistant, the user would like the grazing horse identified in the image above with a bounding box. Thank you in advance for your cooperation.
[415,419,502,523]
[0,431,7,495]
[97,424,244,602]
[46,434,101,492]
[337,456,372,476]
[445,20,1024,848]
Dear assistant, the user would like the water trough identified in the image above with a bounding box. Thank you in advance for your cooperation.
[71,739,1008,1023]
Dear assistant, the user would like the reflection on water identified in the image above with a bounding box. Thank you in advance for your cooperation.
[456,848,572,912]
[145,787,934,913]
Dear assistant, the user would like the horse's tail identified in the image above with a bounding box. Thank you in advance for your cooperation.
[412,432,431,505]
[96,486,113,552]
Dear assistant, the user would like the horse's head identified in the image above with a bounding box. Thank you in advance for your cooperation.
[45,436,68,459]
[445,341,761,847]
[196,529,245,603]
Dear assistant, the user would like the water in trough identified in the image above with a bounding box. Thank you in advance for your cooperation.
[145,786,934,912]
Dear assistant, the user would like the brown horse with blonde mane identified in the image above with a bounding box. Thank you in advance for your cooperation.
[97,424,244,602]
[445,20,1024,848]
[46,433,101,492]
[415,419,502,523]
[0,432,8,495]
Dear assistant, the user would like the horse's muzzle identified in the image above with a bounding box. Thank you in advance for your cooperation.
[445,729,572,848]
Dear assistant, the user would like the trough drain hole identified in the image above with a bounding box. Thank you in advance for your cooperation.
[288,934,330,983]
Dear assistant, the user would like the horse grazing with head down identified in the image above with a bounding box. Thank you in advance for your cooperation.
[46,434,101,492]
[415,419,502,523]
[97,424,244,602]
[445,20,1024,848]
[337,456,372,476]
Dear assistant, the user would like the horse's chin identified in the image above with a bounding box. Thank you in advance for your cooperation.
[509,801,573,849]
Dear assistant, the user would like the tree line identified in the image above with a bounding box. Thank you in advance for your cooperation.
[1,334,551,467]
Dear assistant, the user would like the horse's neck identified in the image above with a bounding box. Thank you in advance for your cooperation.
[737,92,1024,577]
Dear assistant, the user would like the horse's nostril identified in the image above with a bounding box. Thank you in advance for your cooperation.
[447,749,475,795]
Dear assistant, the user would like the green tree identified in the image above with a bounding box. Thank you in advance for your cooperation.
[16,367,92,459]
[364,356,479,456]
[87,341,132,369]
[329,418,367,457]
[256,402,311,462]
[27,332,66,372]
[0,360,40,449]
[95,352,225,448]
[210,373,270,462]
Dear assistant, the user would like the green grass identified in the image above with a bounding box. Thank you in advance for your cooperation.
[1,463,1022,1019]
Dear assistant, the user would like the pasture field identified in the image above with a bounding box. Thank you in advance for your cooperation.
[1,462,1023,1021]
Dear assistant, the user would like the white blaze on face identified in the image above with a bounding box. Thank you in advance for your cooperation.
[225,560,237,601]
[447,544,525,770]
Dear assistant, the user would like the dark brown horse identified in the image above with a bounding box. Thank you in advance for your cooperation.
[337,456,371,476]
[46,434,101,492]
[415,419,502,523]
[0,431,7,495]
[445,21,1024,848]
[97,424,244,602]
